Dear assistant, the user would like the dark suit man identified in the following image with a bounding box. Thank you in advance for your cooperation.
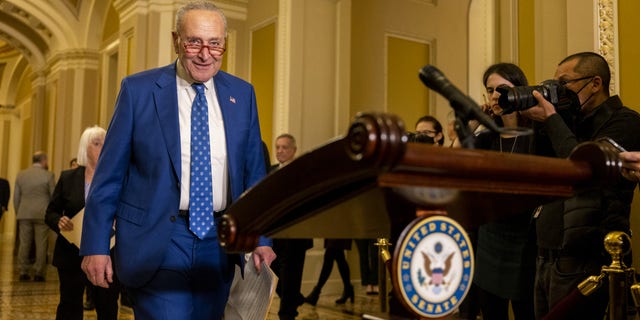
[269,134,313,320]
[0,177,9,219]
[79,2,275,320]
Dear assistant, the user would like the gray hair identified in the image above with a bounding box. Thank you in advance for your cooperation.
[276,133,296,148]
[77,125,106,166]
[32,151,47,164]
[175,1,228,36]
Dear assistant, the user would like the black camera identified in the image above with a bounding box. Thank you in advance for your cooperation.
[406,132,435,144]
[496,79,579,114]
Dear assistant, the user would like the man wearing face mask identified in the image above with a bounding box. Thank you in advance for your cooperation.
[520,52,640,319]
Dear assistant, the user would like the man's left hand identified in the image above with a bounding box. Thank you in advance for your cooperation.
[620,151,640,182]
[251,246,276,273]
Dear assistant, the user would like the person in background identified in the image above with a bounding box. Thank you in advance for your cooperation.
[447,113,484,149]
[388,115,445,317]
[69,158,78,169]
[46,126,120,320]
[446,111,461,148]
[14,151,55,282]
[79,2,275,319]
[269,133,313,320]
[414,115,445,146]
[355,239,379,295]
[473,63,536,320]
[0,177,9,220]
[377,114,446,299]
[272,133,298,169]
[520,51,640,319]
[68,156,96,311]
[304,239,353,306]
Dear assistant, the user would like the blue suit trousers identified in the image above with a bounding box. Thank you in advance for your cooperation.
[127,215,234,320]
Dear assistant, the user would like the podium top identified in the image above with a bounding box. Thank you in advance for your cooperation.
[219,113,621,252]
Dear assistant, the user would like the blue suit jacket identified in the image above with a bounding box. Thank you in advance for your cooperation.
[80,63,270,287]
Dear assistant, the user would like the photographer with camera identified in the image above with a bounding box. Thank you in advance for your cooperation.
[471,63,536,320]
[517,52,640,319]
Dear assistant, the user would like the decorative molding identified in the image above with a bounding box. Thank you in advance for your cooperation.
[61,0,82,18]
[225,29,237,74]
[0,42,20,58]
[409,0,436,5]
[216,1,249,21]
[30,70,46,88]
[0,1,54,39]
[0,31,31,59]
[113,0,146,22]
[0,105,20,118]
[467,0,495,105]
[274,0,291,136]
[47,49,100,75]
[597,0,618,94]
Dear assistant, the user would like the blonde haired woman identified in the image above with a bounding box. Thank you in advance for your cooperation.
[46,126,120,320]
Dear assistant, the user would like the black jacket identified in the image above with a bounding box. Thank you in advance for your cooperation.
[45,167,87,269]
[0,178,9,212]
[537,96,640,255]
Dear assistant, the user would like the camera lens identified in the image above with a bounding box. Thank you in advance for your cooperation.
[497,80,565,114]
[497,85,544,114]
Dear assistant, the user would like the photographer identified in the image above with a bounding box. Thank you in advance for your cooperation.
[473,63,536,320]
[519,52,640,319]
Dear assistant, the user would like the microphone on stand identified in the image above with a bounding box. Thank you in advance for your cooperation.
[419,65,501,133]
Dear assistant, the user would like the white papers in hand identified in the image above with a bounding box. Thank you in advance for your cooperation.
[225,254,278,320]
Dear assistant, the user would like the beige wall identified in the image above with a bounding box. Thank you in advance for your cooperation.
[351,0,470,143]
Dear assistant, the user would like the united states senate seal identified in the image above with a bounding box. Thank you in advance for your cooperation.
[393,215,474,318]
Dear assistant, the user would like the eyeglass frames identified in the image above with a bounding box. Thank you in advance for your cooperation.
[182,38,226,56]
[559,75,595,87]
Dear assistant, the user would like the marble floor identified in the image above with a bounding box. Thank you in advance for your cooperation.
[0,235,386,320]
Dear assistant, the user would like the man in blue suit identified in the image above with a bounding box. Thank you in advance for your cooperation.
[79,2,276,319]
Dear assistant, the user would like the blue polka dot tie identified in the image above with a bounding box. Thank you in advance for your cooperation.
[190,83,214,239]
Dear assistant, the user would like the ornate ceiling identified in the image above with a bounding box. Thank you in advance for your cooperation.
[0,0,58,66]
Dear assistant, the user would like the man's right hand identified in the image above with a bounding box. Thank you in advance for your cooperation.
[520,90,557,122]
[81,255,113,288]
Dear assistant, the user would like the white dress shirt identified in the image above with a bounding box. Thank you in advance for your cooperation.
[177,76,228,212]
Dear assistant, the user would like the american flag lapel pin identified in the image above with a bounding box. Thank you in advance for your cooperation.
[229,96,236,104]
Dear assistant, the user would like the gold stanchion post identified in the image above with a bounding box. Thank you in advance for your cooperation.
[375,238,392,313]
[577,231,635,320]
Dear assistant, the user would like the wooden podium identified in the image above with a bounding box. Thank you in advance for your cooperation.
[218,112,621,318]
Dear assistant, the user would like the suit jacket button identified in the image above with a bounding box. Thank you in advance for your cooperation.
[170,215,176,222]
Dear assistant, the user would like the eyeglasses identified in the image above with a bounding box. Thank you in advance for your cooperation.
[415,129,438,136]
[559,75,595,87]
[182,39,226,56]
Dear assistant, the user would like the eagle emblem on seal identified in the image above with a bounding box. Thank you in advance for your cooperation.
[418,241,455,294]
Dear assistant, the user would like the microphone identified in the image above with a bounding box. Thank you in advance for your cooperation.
[419,65,500,133]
